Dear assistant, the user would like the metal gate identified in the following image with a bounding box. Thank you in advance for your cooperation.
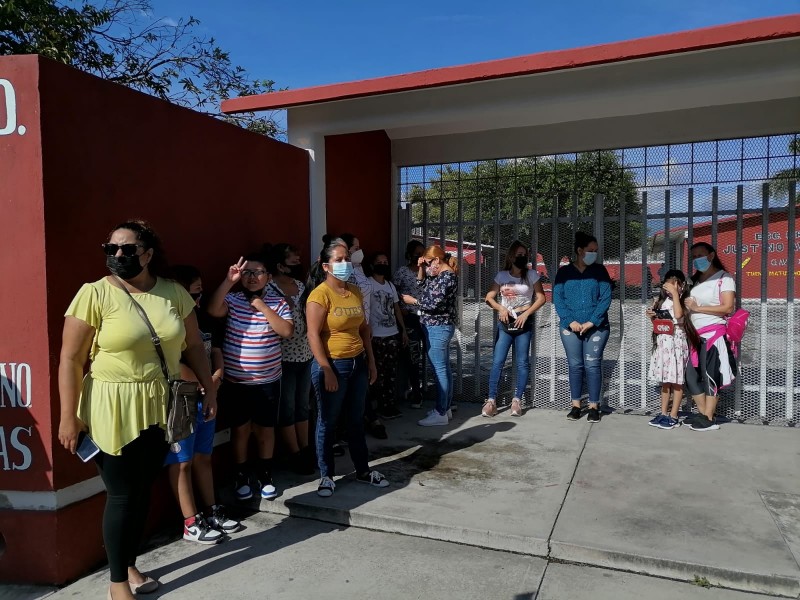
[397,134,799,425]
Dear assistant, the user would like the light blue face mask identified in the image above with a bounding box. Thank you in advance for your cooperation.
[583,251,598,266]
[693,256,711,272]
[330,261,354,281]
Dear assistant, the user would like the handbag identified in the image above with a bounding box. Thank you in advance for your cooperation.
[652,318,675,335]
[500,307,533,336]
[113,277,199,443]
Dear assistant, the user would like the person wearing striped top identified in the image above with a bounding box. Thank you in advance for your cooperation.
[208,253,293,503]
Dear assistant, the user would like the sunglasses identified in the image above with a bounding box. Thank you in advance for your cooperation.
[101,243,145,257]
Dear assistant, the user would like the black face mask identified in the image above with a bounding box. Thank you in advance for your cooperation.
[243,287,265,300]
[513,255,528,269]
[372,264,390,277]
[106,255,144,280]
[286,265,304,281]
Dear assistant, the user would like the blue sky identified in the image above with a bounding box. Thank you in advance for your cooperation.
[154,0,798,92]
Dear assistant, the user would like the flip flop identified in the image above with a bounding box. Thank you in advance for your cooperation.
[129,575,159,594]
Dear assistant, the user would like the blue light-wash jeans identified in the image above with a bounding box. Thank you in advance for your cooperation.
[311,354,370,478]
[559,326,610,405]
[488,328,532,400]
[422,324,455,416]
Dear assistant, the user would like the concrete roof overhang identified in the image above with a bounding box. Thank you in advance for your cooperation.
[223,15,800,165]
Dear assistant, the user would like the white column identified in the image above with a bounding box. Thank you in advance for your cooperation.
[288,122,326,255]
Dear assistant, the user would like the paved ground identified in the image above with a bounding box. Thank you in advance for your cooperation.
[3,404,799,599]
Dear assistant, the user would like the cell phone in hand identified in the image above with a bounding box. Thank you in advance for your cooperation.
[654,309,672,320]
[76,431,100,463]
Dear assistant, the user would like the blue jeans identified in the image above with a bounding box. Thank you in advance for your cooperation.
[560,326,610,405]
[488,328,532,400]
[422,324,455,416]
[311,354,370,478]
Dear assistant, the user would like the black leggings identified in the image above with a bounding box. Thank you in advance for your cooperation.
[95,426,168,582]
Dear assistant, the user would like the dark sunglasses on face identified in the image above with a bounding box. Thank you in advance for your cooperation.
[101,243,145,257]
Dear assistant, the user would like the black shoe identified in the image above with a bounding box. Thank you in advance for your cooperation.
[587,408,601,423]
[367,420,388,440]
[207,504,242,534]
[689,414,720,431]
[683,413,699,425]
[378,405,403,420]
[409,391,423,409]
[566,406,582,421]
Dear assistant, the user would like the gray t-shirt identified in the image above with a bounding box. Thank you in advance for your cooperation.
[368,278,400,338]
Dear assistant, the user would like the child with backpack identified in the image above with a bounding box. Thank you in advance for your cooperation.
[646,270,690,430]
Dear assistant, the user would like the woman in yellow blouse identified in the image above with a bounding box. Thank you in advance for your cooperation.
[57,221,215,600]
[306,237,390,498]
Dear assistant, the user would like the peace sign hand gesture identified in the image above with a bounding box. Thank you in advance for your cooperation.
[227,257,246,284]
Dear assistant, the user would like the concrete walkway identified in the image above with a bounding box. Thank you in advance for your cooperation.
[3,405,799,598]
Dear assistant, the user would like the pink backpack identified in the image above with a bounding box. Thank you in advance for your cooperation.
[717,277,750,357]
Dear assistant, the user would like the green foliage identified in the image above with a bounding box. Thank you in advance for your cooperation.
[406,151,643,260]
[692,575,712,588]
[0,0,280,136]
[769,136,799,202]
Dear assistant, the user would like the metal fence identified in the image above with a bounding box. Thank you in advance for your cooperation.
[397,134,799,425]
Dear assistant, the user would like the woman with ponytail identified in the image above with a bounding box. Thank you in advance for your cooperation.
[682,242,737,431]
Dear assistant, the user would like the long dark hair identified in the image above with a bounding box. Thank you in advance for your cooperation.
[404,239,424,265]
[651,270,698,350]
[305,237,348,304]
[503,240,529,281]
[110,219,168,277]
[574,231,597,253]
[689,241,726,283]
[264,242,302,277]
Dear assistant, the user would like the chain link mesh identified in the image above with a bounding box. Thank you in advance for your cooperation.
[400,134,799,424]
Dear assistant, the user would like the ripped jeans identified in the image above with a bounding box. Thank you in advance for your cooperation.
[560,326,610,405]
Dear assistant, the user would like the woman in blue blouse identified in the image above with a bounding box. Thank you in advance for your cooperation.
[401,245,459,427]
[552,232,612,423]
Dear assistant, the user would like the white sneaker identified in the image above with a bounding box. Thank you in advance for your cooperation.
[418,411,449,426]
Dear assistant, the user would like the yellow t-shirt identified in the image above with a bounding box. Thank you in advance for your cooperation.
[65,277,195,455]
[307,283,365,359]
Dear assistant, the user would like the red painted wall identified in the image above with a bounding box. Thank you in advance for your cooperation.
[325,131,391,256]
[0,55,310,584]
[0,56,52,492]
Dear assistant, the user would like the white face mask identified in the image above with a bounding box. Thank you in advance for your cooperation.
[350,249,364,265]
[583,251,598,266]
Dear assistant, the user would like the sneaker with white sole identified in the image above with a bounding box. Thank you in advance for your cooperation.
[183,514,223,545]
[234,473,253,501]
[356,470,390,488]
[207,504,242,534]
[317,476,335,497]
[689,415,720,431]
[418,411,449,426]
[259,475,278,500]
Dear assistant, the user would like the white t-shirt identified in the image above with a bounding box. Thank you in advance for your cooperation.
[494,270,541,312]
[368,278,400,338]
[689,271,735,329]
